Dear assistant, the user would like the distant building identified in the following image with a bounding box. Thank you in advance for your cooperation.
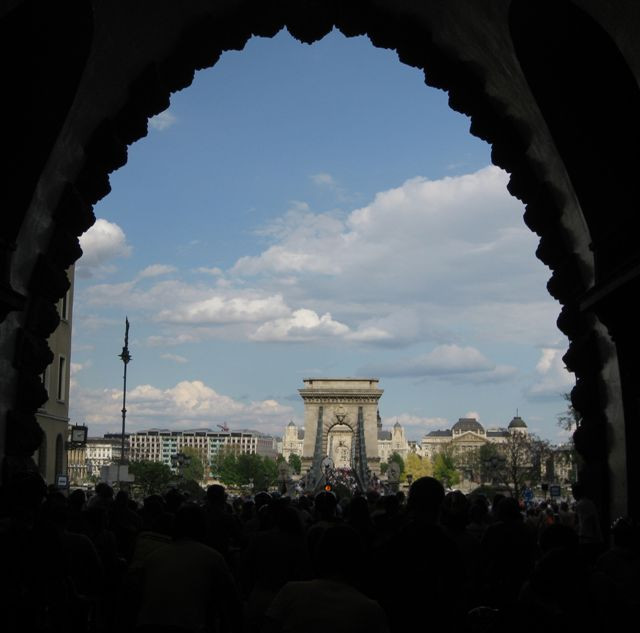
[282,421,304,461]
[128,428,278,470]
[86,437,125,478]
[377,414,410,462]
[281,412,412,465]
[421,415,528,459]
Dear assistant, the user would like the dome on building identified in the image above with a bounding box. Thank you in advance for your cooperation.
[508,416,527,429]
[393,421,402,430]
[452,417,484,434]
[288,420,296,427]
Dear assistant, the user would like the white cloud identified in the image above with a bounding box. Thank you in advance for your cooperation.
[157,293,290,324]
[364,344,516,384]
[195,266,223,276]
[149,109,177,131]
[227,166,558,349]
[69,379,294,437]
[138,264,177,279]
[311,172,336,187]
[161,353,188,364]
[251,309,350,342]
[77,219,132,278]
[526,348,575,401]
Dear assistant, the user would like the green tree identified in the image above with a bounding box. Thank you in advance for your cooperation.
[213,449,241,487]
[432,449,460,489]
[388,452,405,475]
[499,431,551,498]
[129,460,174,496]
[287,453,302,475]
[180,446,205,483]
[403,452,432,482]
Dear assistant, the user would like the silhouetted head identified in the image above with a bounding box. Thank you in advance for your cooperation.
[441,490,469,530]
[539,523,579,553]
[407,476,445,521]
[571,481,585,500]
[68,488,86,511]
[314,490,338,519]
[496,497,522,523]
[206,484,226,507]
[173,502,207,541]
[95,482,114,500]
[254,491,272,510]
[115,489,129,506]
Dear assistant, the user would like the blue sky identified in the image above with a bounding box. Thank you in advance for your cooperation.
[69,29,574,443]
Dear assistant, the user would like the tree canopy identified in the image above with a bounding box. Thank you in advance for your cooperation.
[129,460,173,496]
[212,449,278,491]
[432,448,460,489]
[180,446,205,483]
[287,453,302,474]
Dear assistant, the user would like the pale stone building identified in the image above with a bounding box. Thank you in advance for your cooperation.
[420,416,528,459]
[377,417,410,463]
[299,378,383,477]
[282,421,305,462]
[34,268,74,485]
[128,428,277,471]
[282,412,412,466]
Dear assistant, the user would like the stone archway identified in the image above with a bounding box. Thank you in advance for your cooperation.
[2,1,639,522]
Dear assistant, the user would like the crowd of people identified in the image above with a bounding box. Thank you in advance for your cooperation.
[0,472,638,633]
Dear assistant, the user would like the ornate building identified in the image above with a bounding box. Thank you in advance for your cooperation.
[421,416,528,459]
[299,379,383,483]
[377,415,410,463]
[282,421,304,462]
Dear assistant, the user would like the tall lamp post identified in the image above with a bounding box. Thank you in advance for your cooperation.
[117,317,132,487]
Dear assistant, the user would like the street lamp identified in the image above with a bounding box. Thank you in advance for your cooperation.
[117,317,132,487]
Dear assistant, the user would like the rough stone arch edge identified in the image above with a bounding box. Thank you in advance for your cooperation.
[7,1,608,493]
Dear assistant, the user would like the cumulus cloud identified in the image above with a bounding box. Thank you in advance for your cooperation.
[525,348,575,401]
[195,266,223,276]
[251,309,350,342]
[363,344,516,384]
[226,166,557,349]
[69,379,295,437]
[149,109,177,131]
[77,219,132,278]
[157,294,290,324]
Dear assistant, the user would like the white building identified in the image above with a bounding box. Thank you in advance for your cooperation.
[85,437,123,478]
[420,416,528,459]
[282,421,305,461]
[128,428,278,470]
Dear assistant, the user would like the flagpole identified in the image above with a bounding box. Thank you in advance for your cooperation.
[117,317,132,488]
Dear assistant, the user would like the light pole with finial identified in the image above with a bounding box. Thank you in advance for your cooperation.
[117,317,132,487]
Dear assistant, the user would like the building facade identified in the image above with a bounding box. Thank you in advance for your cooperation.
[34,268,75,485]
[298,378,384,477]
[421,416,527,459]
[128,428,278,471]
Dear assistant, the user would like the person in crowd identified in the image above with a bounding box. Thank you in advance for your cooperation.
[263,524,388,633]
[135,502,241,633]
